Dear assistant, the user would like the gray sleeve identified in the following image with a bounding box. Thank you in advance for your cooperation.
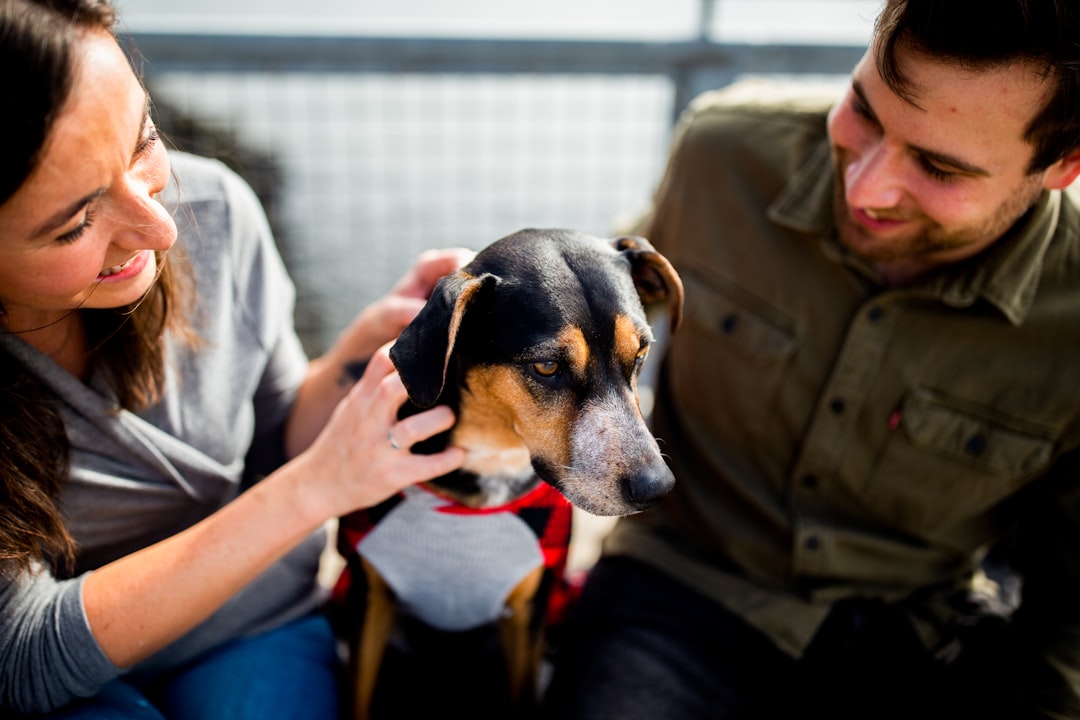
[0,569,119,714]
[211,153,310,480]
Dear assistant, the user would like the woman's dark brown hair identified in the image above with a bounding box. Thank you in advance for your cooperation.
[0,0,194,575]
[874,0,1080,173]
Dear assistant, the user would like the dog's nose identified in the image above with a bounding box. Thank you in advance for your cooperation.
[624,469,676,510]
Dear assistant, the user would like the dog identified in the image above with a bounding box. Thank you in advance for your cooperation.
[333,228,684,720]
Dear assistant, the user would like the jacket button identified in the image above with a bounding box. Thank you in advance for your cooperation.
[964,433,987,457]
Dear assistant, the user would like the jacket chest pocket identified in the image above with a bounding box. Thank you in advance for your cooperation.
[863,387,1056,533]
[667,272,797,444]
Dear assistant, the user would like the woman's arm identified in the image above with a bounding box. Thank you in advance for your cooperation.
[82,348,464,668]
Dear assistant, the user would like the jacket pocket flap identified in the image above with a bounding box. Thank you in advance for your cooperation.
[903,387,1054,477]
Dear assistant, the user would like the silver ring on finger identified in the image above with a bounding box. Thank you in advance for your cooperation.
[387,429,402,451]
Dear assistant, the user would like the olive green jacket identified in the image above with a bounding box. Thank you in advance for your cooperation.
[607,80,1080,717]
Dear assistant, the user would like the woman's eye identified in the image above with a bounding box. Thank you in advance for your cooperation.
[532,361,560,377]
[56,208,96,244]
[134,120,160,161]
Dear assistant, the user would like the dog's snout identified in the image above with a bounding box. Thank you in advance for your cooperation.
[624,468,676,511]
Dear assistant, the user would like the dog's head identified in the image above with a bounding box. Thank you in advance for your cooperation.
[389,228,684,516]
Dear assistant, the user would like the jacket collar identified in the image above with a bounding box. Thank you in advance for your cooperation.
[766,137,1061,326]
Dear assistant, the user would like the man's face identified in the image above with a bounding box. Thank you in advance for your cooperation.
[826,46,1062,284]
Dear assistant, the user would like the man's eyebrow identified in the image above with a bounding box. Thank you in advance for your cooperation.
[852,80,991,177]
[917,145,991,177]
[852,81,881,124]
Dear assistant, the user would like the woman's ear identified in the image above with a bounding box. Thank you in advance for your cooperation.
[1042,149,1080,190]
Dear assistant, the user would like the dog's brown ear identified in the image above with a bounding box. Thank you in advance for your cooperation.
[390,271,498,408]
[613,235,685,333]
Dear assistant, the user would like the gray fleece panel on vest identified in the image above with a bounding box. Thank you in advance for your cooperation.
[358,486,544,631]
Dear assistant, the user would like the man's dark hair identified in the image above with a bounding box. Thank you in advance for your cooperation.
[875,0,1080,172]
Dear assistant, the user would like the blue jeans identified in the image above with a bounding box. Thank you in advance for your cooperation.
[42,614,341,720]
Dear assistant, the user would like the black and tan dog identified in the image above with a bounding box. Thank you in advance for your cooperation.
[334,228,683,719]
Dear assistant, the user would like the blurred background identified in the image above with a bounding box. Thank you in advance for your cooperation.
[117,0,877,355]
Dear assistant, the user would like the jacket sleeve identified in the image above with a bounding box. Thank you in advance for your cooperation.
[0,568,119,714]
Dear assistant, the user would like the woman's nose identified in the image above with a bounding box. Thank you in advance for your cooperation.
[109,184,177,251]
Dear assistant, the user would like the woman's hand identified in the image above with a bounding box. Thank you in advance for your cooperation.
[286,247,474,457]
[296,345,465,517]
[340,247,476,361]
[389,246,476,300]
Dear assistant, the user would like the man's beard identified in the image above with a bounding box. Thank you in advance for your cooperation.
[831,158,1044,268]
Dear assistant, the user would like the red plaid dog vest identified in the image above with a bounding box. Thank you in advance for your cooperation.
[333,481,574,631]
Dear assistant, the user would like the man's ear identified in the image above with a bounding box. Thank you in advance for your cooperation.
[1042,149,1080,190]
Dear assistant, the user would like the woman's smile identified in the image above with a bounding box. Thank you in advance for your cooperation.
[97,249,152,282]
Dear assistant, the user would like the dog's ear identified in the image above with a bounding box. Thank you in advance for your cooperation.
[390,271,498,408]
[612,235,685,333]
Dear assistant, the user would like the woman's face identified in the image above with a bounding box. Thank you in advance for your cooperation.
[0,28,175,334]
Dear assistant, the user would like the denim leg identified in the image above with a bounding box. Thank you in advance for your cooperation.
[150,613,341,720]
[541,557,795,720]
[33,680,167,720]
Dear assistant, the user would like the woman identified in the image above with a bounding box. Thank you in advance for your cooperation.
[0,0,467,716]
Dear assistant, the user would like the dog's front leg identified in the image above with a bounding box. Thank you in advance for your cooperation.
[353,557,395,720]
[499,563,546,707]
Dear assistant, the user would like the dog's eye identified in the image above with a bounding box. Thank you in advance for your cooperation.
[532,361,560,377]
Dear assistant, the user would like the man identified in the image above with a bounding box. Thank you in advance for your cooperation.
[543,1,1080,718]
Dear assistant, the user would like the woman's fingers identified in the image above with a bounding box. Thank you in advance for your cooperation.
[323,344,464,507]
[352,345,401,399]
[391,247,475,299]
[385,405,455,454]
[343,248,476,362]
[385,413,466,485]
